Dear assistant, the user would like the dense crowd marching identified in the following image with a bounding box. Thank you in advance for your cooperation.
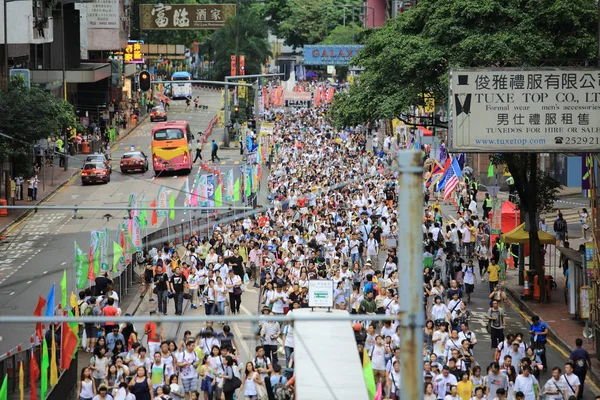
[74,99,596,400]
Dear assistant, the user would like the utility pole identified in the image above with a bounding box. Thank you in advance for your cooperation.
[3,0,8,87]
[61,0,68,171]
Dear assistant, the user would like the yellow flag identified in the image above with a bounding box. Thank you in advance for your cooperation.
[70,292,79,316]
[19,361,24,400]
[50,327,58,385]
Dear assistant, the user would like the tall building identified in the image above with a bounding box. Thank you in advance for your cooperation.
[363,0,417,28]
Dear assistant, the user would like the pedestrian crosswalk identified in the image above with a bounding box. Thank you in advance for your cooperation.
[542,208,581,225]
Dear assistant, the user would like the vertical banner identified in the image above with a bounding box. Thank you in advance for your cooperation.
[252,165,259,193]
[123,222,132,263]
[585,241,597,278]
[239,55,245,75]
[582,153,593,196]
[326,86,335,103]
[157,185,168,216]
[199,175,208,207]
[74,242,89,290]
[184,177,191,207]
[230,55,237,77]
[207,174,215,207]
[132,217,142,251]
[100,228,110,271]
[90,231,101,274]
[128,192,137,218]
[225,169,234,201]
[262,87,268,110]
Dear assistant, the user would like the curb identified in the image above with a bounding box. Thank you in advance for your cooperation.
[504,286,600,393]
[0,115,149,237]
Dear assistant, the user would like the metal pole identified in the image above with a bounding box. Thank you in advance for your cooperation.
[3,0,8,86]
[224,80,230,147]
[397,150,424,400]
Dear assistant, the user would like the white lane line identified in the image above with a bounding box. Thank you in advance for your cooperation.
[9,291,14,295]
[26,281,32,284]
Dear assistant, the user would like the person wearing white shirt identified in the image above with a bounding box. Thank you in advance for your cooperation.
[434,367,458,399]
[269,285,287,314]
[458,323,477,354]
[370,336,387,386]
[432,324,449,360]
[512,365,538,400]
[563,362,581,398]
[444,385,460,400]
[542,367,568,400]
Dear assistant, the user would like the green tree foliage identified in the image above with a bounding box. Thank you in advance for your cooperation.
[331,0,597,302]
[0,78,77,172]
[261,0,363,48]
[321,23,364,45]
[331,0,598,126]
[201,5,271,80]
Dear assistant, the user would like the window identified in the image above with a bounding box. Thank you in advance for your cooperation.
[153,128,184,141]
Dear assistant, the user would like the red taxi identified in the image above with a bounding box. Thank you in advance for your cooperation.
[81,161,111,185]
[150,106,167,122]
[120,151,149,173]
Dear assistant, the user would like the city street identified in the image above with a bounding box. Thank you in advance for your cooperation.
[0,89,236,354]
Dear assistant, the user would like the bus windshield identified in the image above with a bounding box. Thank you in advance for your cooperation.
[153,128,184,141]
[172,72,191,81]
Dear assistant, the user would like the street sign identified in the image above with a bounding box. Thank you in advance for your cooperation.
[139,4,236,30]
[308,280,333,308]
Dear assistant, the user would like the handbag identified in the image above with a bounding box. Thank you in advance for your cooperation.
[233,286,243,296]
[255,379,269,400]
[223,375,242,392]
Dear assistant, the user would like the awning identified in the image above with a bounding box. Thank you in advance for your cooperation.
[418,126,433,136]
[502,223,555,245]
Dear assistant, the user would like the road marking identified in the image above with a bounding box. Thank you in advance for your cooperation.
[26,281,32,284]
[9,292,14,296]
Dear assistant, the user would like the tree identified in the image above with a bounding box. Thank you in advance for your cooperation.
[331,0,598,302]
[200,5,271,81]
[321,23,364,45]
[0,78,77,175]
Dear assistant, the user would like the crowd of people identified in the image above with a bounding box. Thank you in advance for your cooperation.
[74,98,596,400]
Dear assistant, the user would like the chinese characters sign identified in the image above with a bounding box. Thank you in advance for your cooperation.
[124,41,144,64]
[88,0,119,28]
[139,4,236,30]
[449,68,600,152]
[303,45,364,66]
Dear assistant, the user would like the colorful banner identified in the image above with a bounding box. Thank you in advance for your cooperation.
[585,241,598,278]
[100,228,109,271]
[132,217,142,251]
[128,192,137,218]
[184,177,191,207]
[90,230,101,274]
[157,185,168,216]
[252,165,259,193]
[303,45,363,66]
[225,169,234,201]
[239,55,245,75]
[230,55,237,77]
[207,174,215,207]
[74,242,88,289]
[199,175,208,207]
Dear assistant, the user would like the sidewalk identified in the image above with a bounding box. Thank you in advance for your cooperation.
[0,118,148,235]
[439,189,600,388]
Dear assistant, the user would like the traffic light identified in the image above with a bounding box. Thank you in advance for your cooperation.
[139,71,151,92]
[234,105,240,113]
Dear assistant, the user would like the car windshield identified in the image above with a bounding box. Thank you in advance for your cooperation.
[152,107,165,112]
[122,152,141,159]
[86,155,104,161]
[153,128,184,141]
[84,163,103,170]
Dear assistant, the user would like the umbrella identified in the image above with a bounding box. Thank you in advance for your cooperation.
[305,71,318,78]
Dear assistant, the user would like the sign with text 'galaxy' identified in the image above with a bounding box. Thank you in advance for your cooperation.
[303,45,364,66]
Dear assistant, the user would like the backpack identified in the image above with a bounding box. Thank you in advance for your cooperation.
[83,303,93,316]
[556,218,567,232]
[273,376,292,400]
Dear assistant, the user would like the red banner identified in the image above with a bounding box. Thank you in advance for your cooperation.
[314,85,321,107]
[326,87,335,103]
[262,87,268,109]
[230,55,237,77]
[239,55,245,76]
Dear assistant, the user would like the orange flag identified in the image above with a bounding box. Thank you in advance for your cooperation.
[150,199,158,226]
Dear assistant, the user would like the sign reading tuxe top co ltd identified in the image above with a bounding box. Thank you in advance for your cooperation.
[303,45,364,66]
[449,68,600,153]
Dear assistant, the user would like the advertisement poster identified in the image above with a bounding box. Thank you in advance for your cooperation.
[225,169,234,201]
[207,174,215,207]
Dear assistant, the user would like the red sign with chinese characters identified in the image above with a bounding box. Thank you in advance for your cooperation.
[230,55,237,77]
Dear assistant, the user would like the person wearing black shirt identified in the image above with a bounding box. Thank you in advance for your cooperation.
[227,248,245,278]
[169,267,187,315]
[95,272,113,296]
[153,265,169,315]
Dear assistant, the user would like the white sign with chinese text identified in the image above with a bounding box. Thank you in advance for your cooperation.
[308,280,333,308]
[449,68,600,152]
[88,0,119,28]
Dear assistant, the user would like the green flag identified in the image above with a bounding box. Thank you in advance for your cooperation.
[233,178,240,202]
[215,184,223,207]
[139,205,147,228]
[487,163,494,178]
[0,374,7,400]
[169,193,176,220]
[74,242,89,289]
[60,269,67,309]
[245,175,251,197]
[41,338,49,400]
[113,241,123,272]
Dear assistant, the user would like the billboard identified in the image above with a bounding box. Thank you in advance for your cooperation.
[303,45,363,66]
[139,4,236,30]
[124,41,144,64]
[88,0,120,28]
[449,68,600,152]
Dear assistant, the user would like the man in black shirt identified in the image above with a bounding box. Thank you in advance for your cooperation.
[169,267,187,315]
[94,272,113,296]
[153,265,169,315]
[227,247,245,278]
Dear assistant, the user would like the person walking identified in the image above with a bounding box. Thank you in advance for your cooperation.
[569,338,591,399]
[193,139,203,163]
[211,140,221,163]
[169,267,187,316]
[487,300,505,349]
[153,265,169,315]
[529,315,549,370]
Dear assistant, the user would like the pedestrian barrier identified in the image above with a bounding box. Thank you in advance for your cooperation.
[0,199,7,216]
